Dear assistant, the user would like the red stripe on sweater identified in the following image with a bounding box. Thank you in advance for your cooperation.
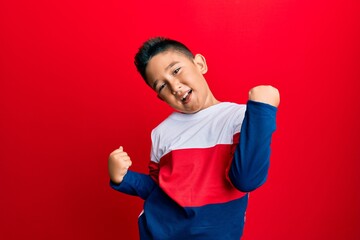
[155,133,245,207]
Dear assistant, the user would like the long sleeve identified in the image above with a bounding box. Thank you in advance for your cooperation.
[110,170,156,200]
[229,100,278,192]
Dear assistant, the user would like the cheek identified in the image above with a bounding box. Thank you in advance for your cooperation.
[182,71,198,86]
[163,96,177,105]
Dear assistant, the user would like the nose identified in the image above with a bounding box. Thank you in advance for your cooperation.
[169,79,182,95]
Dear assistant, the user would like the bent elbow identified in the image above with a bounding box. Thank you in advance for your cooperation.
[235,181,266,193]
[229,174,268,193]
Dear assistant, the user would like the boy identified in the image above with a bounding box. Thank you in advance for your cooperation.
[108,37,279,239]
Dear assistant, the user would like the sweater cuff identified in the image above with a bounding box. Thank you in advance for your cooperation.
[109,170,134,191]
[247,100,278,113]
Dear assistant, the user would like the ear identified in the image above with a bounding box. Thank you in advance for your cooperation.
[194,54,208,74]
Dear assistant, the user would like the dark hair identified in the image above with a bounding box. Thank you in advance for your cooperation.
[134,37,194,83]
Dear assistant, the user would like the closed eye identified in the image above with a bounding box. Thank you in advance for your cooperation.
[158,82,166,93]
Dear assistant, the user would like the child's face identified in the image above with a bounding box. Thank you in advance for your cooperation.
[145,50,217,114]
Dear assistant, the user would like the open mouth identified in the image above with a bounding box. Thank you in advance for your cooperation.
[181,89,193,103]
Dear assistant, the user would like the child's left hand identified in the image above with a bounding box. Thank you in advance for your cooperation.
[248,85,280,107]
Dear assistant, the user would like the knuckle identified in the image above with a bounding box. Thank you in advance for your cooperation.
[120,152,128,157]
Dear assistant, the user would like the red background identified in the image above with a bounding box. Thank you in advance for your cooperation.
[1,0,359,239]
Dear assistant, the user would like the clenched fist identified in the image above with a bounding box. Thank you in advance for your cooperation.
[108,146,132,184]
[249,85,280,107]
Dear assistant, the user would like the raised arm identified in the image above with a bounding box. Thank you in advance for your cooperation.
[108,146,155,200]
[229,85,279,192]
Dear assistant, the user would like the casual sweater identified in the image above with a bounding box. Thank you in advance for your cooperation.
[111,100,277,240]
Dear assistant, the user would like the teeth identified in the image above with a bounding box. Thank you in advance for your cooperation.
[181,90,192,101]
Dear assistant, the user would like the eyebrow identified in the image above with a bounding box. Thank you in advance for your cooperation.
[152,61,180,90]
[165,61,180,71]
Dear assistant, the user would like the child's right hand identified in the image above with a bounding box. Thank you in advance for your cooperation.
[108,146,132,184]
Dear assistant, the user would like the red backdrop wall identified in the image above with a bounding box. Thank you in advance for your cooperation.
[1,0,359,239]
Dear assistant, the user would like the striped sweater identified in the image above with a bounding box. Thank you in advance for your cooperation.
[111,100,277,239]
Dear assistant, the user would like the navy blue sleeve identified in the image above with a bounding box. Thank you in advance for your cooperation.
[229,100,278,192]
[110,170,156,200]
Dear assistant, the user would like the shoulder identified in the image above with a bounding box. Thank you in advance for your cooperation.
[218,102,247,118]
[151,112,178,140]
[222,102,246,111]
